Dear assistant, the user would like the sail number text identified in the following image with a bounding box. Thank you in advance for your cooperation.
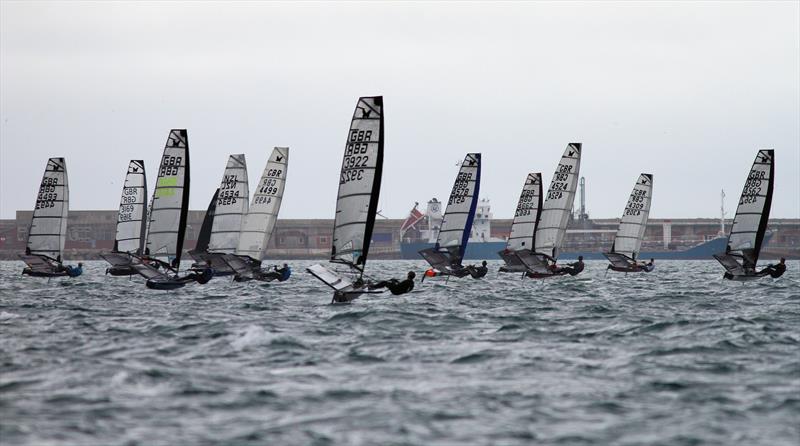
[624,188,647,216]
[159,156,182,176]
[448,172,473,205]
[340,128,375,185]
[255,175,282,204]
[546,164,573,200]
[739,169,766,205]
[35,177,60,209]
[119,187,141,221]
[515,188,538,217]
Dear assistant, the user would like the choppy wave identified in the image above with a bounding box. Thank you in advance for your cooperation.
[1,259,798,445]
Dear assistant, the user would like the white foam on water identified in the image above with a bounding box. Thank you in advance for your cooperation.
[0,311,18,322]
[230,324,275,351]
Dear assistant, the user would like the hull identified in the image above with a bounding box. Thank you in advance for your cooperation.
[106,265,137,276]
[146,277,189,290]
[22,269,70,278]
[400,236,770,261]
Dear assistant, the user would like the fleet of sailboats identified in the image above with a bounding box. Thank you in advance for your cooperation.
[16,100,787,291]
[223,147,290,282]
[514,143,583,279]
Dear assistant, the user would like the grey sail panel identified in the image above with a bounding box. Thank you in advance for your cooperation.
[146,129,190,264]
[723,149,774,268]
[506,172,542,252]
[208,154,249,254]
[535,143,582,259]
[237,147,289,260]
[610,173,653,259]
[331,96,384,267]
[27,157,68,259]
[435,153,481,261]
[114,160,148,254]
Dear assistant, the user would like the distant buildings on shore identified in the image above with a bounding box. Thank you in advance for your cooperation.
[1,210,798,260]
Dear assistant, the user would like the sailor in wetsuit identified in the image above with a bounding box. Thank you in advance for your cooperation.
[639,258,655,272]
[467,260,489,279]
[369,271,416,295]
[187,260,215,284]
[758,257,787,278]
[260,263,292,282]
[65,262,83,277]
[554,256,585,276]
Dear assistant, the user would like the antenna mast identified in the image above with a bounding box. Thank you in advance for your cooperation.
[579,177,587,219]
[719,189,726,236]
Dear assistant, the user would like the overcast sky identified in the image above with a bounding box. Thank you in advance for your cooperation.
[1,1,798,221]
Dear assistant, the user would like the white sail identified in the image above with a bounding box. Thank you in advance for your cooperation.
[114,160,148,254]
[610,173,653,259]
[725,149,774,266]
[146,129,190,263]
[208,154,249,254]
[27,157,68,259]
[331,96,384,267]
[535,143,582,259]
[435,153,481,259]
[237,147,289,260]
[506,172,542,251]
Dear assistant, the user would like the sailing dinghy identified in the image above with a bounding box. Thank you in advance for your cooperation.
[222,147,290,282]
[131,129,193,290]
[19,157,82,277]
[514,143,582,278]
[307,96,384,302]
[713,149,781,280]
[499,173,543,273]
[101,160,148,276]
[189,154,249,276]
[605,174,654,273]
[419,153,483,279]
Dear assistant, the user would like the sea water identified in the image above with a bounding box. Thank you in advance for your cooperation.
[1,260,798,445]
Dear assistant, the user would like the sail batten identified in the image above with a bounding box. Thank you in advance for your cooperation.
[610,173,653,260]
[145,129,190,265]
[26,157,69,259]
[535,143,581,259]
[330,96,384,267]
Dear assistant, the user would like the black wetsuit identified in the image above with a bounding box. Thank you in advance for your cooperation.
[759,263,786,278]
[371,278,415,295]
[558,260,584,276]
[468,265,488,279]
[261,266,291,282]
[189,267,215,284]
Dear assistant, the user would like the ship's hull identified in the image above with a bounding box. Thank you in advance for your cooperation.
[400,236,747,261]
